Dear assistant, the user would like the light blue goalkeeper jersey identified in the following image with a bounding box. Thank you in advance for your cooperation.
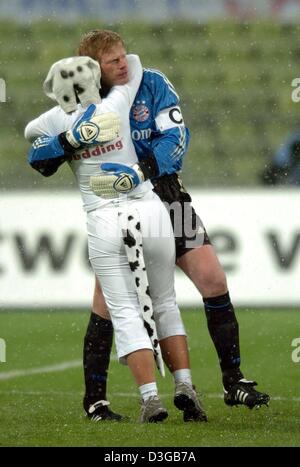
[129,68,190,177]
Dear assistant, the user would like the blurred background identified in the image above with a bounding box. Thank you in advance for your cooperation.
[2,0,300,190]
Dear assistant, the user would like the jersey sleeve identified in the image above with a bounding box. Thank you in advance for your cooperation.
[24,106,75,141]
[151,125,190,175]
[149,69,180,113]
[24,107,76,177]
[25,107,57,141]
[124,54,143,106]
[144,70,190,175]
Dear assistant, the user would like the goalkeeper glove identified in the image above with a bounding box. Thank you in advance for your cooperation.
[90,163,144,198]
[90,155,159,198]
[65,104,121,148]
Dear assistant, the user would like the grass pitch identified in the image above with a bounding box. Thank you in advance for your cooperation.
[0,309,299,447]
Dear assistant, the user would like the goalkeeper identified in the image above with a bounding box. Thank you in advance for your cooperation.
[27,29,270,421]
[80,29,270,419]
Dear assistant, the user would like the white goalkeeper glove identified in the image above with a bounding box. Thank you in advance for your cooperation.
[90,162,145,199]
[65,104,121,148]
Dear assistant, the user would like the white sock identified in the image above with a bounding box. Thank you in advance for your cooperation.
[173,369,192,386]
[139,382,158,401]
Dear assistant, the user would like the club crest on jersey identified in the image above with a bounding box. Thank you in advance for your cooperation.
[132,103,149,122]
[79,122,99,142]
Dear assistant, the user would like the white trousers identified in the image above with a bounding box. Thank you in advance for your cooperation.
[87,190,186,363]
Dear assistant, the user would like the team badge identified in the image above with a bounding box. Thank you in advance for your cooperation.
[132,102,149,122]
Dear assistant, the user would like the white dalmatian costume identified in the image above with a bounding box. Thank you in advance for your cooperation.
[25,55,186,365]
[119,208,165,375]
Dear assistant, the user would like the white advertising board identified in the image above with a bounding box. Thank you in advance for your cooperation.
[0,189,299,308]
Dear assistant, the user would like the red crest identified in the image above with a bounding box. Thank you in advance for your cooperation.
[132,104,149,122]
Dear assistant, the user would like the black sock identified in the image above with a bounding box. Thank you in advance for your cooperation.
[203,292,244,390]
[83,312,113,411]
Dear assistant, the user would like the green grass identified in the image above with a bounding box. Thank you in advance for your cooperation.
[0,309,300,447]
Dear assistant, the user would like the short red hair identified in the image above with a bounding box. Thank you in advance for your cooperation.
[78,29,125,60]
